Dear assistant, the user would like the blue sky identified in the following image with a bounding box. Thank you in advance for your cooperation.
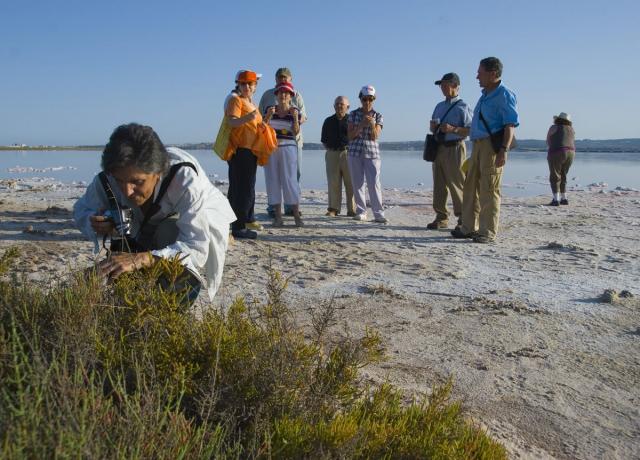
[1,0,639,145]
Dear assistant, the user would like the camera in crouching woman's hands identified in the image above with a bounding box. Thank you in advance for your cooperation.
[102,207,136,252]
[102,207,133,236]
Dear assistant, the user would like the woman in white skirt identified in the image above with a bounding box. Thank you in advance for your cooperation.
[263,82,303,227]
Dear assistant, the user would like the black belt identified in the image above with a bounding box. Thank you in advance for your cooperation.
[442,139,464,147]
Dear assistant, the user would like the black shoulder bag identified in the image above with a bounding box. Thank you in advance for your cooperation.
[478,109,516,154]
[423,100,461,162]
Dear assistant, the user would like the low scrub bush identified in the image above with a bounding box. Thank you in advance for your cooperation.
[0,247,506,458]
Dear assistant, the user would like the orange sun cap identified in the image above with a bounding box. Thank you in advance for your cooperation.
[235,70,261,83]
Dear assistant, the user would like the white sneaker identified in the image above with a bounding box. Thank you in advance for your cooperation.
[353,213,367,221]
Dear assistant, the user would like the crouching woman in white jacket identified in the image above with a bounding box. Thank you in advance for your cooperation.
[73,123,236,304]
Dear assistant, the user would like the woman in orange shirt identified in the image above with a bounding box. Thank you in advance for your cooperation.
[224,70,266,239]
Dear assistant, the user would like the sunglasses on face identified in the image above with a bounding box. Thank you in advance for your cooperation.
[361,97,374,102]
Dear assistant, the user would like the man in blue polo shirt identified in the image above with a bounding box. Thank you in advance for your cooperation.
[451,56,518,243]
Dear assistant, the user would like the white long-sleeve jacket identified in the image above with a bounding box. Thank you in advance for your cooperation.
[73,147,236,299]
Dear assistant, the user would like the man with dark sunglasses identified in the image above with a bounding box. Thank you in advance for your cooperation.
[427,72,473,231]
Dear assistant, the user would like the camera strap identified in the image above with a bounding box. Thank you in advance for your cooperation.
[435,99,461,142]
[98,171,119,209]
[98,171,121,252]
[137,162,197,238]
[478,109,495,135]
[440,99,461,125]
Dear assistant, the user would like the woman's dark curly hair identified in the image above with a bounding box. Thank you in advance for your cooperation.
[555,117,572,126]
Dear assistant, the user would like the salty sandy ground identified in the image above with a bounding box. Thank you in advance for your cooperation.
[1,176,639,459]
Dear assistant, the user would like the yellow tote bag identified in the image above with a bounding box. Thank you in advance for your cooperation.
[213,116,231,160]
[461,158,470,174]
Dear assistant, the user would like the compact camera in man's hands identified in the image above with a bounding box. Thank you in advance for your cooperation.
[102,208,133,236]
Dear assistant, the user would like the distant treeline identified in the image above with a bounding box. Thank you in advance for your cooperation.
[0,145,103,151]
[3,138,640,152]
[176,139,640,153]
[174,139,640,153]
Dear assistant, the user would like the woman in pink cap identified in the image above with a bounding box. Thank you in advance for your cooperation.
[263,82,303,226]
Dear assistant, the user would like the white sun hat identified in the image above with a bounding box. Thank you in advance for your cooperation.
[553,112,571,122]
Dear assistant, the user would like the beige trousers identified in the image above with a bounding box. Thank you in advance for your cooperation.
[325,149,355,214]
[460,138,504,240]
[547,150,575,194]
[432,142,466,224]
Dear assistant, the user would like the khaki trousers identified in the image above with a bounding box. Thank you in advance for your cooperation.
[460,138,504,240]
[432,142,466,224]
[325,149,355,214]
[547,150,575,194]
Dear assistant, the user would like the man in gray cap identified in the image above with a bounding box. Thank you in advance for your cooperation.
[259,67,307,126]
[259,68,307,216]
[427,72,473,229]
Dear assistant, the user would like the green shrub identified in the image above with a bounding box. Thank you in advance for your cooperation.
[0,247,506,459]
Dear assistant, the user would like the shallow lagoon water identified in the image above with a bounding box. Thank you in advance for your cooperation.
[1,149,638,197]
